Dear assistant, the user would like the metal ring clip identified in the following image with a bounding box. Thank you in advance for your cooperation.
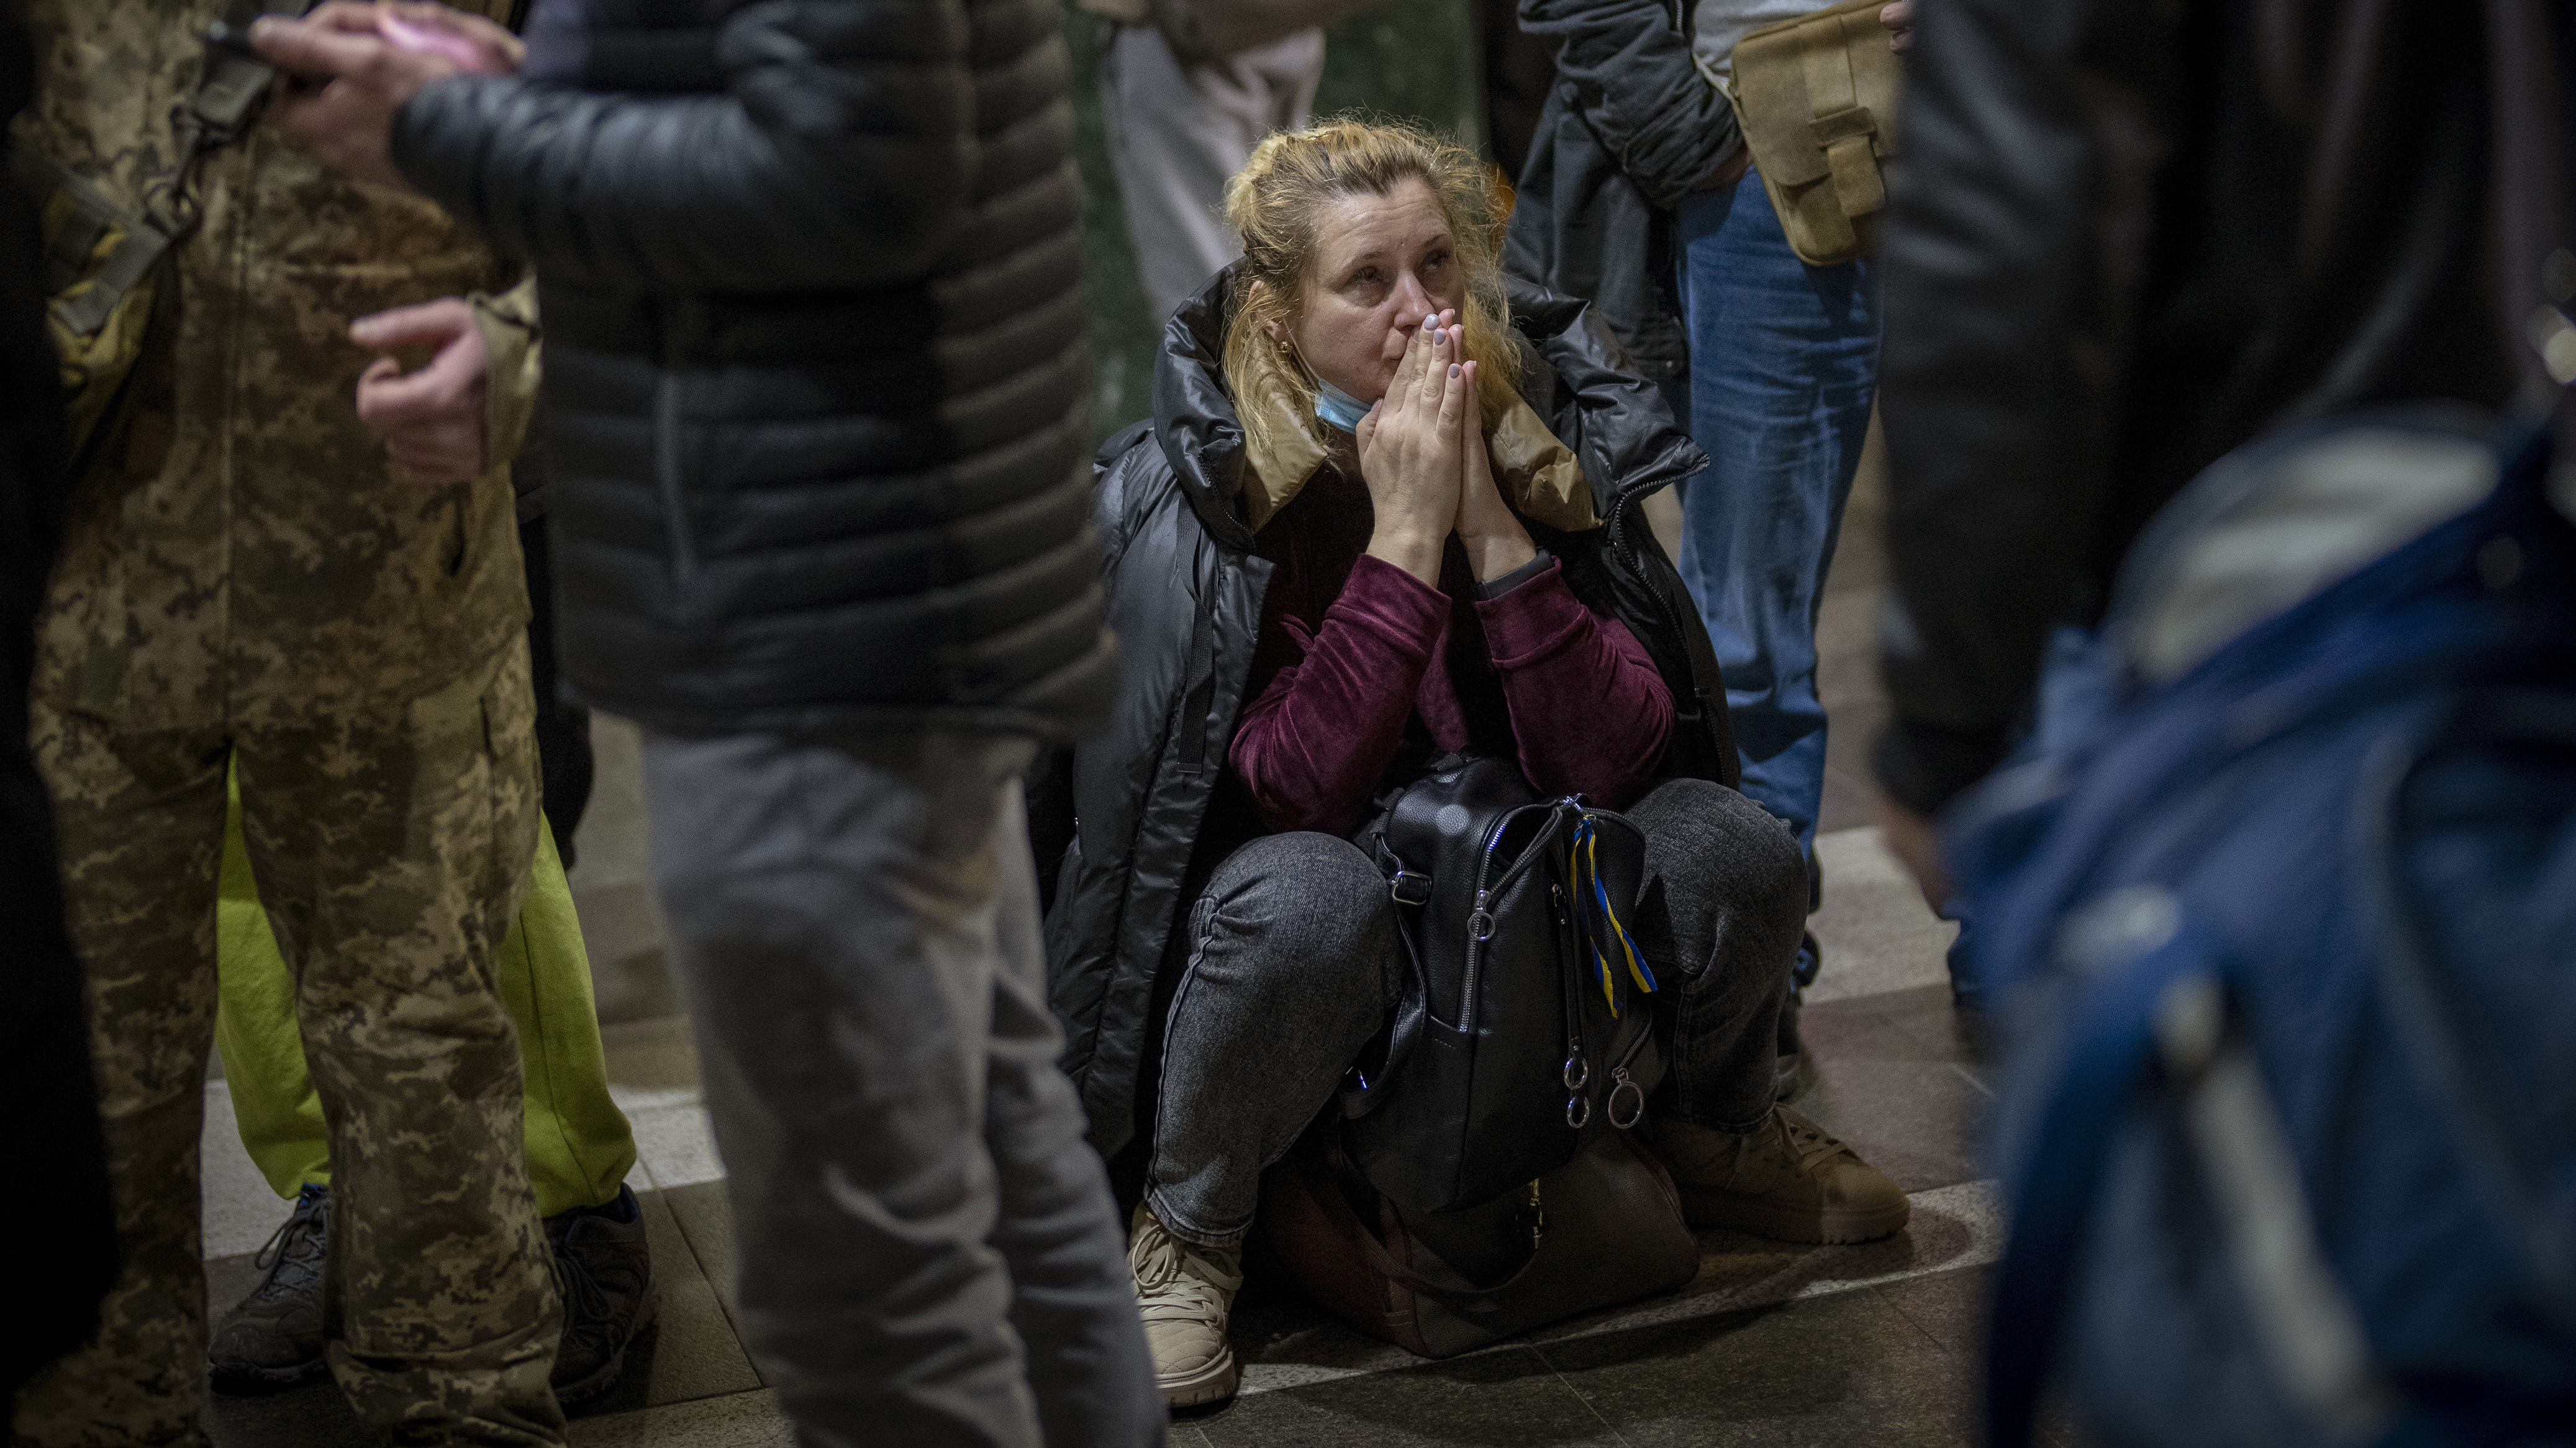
[1566,1094,1592,1129]
[1607,1075,1646,1129]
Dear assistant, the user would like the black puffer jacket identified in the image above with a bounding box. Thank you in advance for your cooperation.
[392,0,1117,740]
[1038,269,1735,1157]
[1503,0,1739,382]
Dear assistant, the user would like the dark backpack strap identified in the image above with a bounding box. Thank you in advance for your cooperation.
[1982,921,2218,1448]
[46,0,294,338]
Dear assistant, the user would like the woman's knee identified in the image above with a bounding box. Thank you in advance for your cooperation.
[1634,777,1808,930]
[1192,831,1394,993]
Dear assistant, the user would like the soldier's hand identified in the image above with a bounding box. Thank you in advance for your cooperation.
[1880,0,1914,50]
[254,4,463,192]
[351,298,488,488]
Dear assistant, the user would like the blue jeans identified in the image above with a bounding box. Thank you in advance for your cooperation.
[1662,174,1880,980]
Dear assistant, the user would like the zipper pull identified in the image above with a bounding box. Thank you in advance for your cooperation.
[1607,1066,1646,1129]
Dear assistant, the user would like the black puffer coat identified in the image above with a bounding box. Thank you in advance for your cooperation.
[1871,0,2573,811]
[1038,270,1736,1157]
[392,0,1117,740]
[1503,0,1739,382]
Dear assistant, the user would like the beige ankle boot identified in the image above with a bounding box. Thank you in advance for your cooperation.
[1127,1203,1245,1407]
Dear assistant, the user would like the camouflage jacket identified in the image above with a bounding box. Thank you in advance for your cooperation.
[17,0,540,731]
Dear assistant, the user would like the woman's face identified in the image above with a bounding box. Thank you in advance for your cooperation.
[1288,177,1467,404]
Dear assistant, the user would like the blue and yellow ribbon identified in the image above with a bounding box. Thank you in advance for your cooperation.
[1571,817,1657,1018]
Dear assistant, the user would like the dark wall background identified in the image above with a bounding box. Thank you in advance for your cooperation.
[1063,0,1489,441]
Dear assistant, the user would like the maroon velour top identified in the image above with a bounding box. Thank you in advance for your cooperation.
[1228,466,1674,838]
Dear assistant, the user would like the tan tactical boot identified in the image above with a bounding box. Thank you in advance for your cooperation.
[1642,1106,1912,1244]
[1128,1203,1244,1408]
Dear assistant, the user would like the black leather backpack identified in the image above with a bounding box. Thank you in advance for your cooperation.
[1340,757,1667,1215]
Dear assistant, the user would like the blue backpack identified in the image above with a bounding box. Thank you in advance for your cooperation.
[1948,407,2576,1448]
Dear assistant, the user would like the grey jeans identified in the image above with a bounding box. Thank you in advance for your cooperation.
[645,731,1163,1448]
[1148,777,1805,1247]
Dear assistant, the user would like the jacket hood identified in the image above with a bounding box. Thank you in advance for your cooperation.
[1151,266,1692,550]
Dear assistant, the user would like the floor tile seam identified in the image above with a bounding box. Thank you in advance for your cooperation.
[1871,1277,1972,1361]
[1522,1341,1641,1448]
[1949,1060,1998,1100]
[648,1184,766,1388]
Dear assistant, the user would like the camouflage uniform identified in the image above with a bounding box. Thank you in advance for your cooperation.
[9,3,561,1444]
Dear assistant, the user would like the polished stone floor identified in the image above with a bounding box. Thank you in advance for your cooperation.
[190,441,2041,1447]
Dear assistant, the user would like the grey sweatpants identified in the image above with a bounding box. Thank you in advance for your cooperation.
[1100,22,1326,318]
[644,731,1164,1448]
[1148,777,1806,1248]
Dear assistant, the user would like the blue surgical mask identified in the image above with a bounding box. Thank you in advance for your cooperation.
[1313,377,1373,435]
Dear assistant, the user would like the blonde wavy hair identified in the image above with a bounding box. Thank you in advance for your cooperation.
[1220,117,1524,464]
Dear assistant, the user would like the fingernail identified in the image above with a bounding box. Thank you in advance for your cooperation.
[251,16,275,35]
[1449,363,1460,378]
[1425,313,1438,329]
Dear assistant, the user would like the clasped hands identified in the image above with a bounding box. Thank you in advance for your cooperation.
[1355,311,1537,589]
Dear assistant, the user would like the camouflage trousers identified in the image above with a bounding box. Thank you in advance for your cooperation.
[12,638,565,1447]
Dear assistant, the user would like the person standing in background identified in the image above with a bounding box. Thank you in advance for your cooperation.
[1868,0,2561,879]
[1086,0,1327,320]
[251,0,1161,1442]
[11,0,568,1441]
[0,0,117,1399]
[1508,0,1912,1092]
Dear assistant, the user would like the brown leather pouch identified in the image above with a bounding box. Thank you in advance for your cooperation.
[1254,1124,1699,1359]
[1727,0,1904,266]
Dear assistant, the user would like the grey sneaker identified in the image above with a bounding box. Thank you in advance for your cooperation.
[208,1183,331,1391]
[1127,1203,1242,1408]
[546,1184,657,1406]
[1643,1106,1911,1244]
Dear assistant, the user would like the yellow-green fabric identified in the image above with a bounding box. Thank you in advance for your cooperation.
[214,766,638,1219]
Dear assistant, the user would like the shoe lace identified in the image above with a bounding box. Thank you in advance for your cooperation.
[248,1189,329,1303]
[1131,1220,1240,1328]
[550,1229,617,1347]
[1777,1111,1851,1172]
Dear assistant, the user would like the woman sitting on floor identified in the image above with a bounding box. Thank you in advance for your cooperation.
[1038,119,1909,1409]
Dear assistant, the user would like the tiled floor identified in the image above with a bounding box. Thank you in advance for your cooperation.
[195,438,2015,1446]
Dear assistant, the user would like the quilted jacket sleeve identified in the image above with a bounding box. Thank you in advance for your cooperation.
[1515,0,1739,210]
[389,0,975,294]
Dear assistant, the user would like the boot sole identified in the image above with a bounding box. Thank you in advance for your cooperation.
[552,1288,661,1407]
[1158,1344,1240,1409]
[1684,1192,1912,1246]
[207,1354,330,1395]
